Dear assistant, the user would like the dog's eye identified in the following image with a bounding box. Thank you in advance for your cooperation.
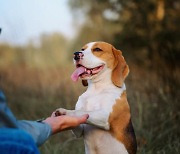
[93,48,103,52]
[81,48,85,51]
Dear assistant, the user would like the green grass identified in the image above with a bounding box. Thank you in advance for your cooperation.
[0,65,179,154]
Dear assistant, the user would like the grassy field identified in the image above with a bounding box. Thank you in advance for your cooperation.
[0,62,179,154]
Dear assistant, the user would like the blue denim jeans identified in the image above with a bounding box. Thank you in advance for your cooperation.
[0,128,39,154]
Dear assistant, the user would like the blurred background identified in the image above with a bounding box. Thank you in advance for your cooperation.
[0,0,179,153]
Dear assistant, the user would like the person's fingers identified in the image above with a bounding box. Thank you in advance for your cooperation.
[77,114,89,124]
[60,114,89,130]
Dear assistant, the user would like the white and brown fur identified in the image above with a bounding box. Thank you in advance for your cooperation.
[56,42,137,154]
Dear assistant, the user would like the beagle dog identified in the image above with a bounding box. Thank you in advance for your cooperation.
[55,42,137,154]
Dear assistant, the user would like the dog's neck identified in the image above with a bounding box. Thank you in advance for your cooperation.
[87,68,123,92]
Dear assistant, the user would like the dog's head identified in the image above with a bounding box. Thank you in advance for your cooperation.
[71,42,129,88]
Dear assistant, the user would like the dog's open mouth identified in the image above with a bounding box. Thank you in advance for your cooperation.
[71,64,104,81]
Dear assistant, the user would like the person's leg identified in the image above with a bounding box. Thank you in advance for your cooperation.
[0,128,39,154]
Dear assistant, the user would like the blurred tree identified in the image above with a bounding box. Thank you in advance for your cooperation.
[68,0,180,91]
[69,0,180,64]
[68,0,121,52]
[114,0,180,65]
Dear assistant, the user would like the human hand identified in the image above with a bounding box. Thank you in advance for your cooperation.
[43,114,88,134]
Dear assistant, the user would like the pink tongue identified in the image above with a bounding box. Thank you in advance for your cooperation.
[71,67,85,81]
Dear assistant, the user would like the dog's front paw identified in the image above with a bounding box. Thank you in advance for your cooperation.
[55,108,67,117]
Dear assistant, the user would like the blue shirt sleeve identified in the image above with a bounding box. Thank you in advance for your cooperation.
[17,120,52,146]
[0,90,52,146]
[0,91,17,128]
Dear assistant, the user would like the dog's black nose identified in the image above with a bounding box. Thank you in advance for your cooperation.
[74,51,84,61]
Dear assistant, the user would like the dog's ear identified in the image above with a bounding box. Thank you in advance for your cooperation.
[82,80,88,86]
[111,47,129,87]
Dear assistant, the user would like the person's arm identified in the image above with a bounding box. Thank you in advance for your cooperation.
[17,112,88,147]
[0,90,49,146]
[43,114,88,134]
[0,91,18,128]
[0,90,88,146]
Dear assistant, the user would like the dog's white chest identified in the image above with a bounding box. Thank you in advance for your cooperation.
[76,88,121,112]
[75,85,128,154]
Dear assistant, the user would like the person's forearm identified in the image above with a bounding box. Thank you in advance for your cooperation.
[43,114,88,134]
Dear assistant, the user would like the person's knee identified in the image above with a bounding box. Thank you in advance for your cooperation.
[0,128,39,154]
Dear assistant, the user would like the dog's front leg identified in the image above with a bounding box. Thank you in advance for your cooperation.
[85,110,110,130]
[55,108,110,130]
[72,108,110,138]
[54,108,85,138]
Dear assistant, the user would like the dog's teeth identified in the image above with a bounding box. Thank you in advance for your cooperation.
[85,68,87,71]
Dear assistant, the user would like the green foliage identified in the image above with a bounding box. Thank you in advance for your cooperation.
[0,66,86,154]
[0,64,179,154]
[69,0,180,60]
